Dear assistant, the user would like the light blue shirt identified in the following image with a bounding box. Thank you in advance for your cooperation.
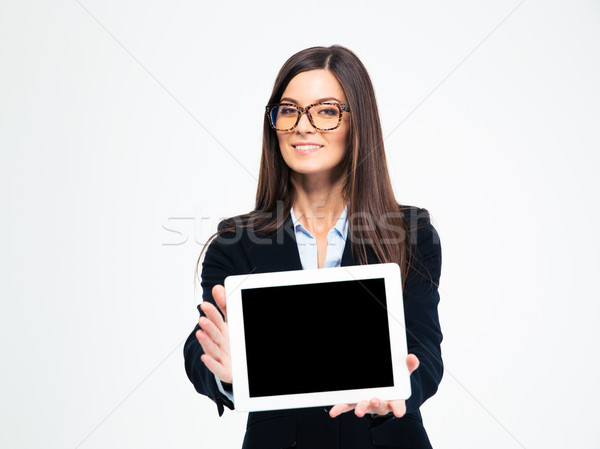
[289,204,349,270]
[215,205,350,401]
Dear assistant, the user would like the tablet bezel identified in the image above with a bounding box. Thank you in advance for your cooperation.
[224,262,410,412]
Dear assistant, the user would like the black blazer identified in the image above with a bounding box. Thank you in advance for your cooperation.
[184,206,443,449]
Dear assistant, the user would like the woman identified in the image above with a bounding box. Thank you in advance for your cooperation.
[184,45,443,449]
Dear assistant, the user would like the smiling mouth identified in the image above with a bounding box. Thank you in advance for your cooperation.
[293,144,323,151]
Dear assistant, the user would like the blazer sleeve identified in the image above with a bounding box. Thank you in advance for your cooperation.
[402,208,443,414]
[183,221,238,416]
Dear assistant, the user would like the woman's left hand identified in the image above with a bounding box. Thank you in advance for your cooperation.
[328,354,420,419]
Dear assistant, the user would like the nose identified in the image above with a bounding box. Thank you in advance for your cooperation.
[295,111,316,133]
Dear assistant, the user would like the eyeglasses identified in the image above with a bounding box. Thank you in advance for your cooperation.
[265,102,350,131]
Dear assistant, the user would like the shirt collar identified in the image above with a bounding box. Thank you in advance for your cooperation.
[334,203,349,240]
[290,202,349,240]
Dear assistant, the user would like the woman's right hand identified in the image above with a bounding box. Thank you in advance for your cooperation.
[195,284,232,384]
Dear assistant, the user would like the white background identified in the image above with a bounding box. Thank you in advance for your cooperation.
[1,1,599,448]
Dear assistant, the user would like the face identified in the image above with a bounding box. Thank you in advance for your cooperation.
[276,69,350,181]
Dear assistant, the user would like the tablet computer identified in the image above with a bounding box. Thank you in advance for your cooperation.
[224,262,411,412]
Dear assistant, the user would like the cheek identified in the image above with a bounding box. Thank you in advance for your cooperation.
[331,127,350,155]
[334,132,347,148]
[276,132,288,150]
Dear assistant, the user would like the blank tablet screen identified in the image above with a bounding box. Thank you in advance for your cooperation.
[240,278,394,398]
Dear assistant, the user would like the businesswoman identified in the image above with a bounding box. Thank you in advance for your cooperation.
[184,45,443,449]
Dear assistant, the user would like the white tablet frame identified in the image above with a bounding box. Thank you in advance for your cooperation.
[224,262,410,412]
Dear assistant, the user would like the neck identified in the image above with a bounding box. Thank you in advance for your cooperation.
[290,172,347,236]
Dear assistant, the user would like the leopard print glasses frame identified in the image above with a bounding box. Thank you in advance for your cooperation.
[265,102,351,131]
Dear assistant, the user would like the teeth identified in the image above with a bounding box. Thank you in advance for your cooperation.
[294,145,322,150]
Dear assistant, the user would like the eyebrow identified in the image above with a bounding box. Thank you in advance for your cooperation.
[280,96,343,104]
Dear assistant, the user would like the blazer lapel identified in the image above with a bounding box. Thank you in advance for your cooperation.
[341,235,355,267]
[243,213,303,273]
[341,231,381,266]
[243,213,380,272]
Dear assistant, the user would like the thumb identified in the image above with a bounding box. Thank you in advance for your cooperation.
[407,354,420,374]
[212,284,227,320]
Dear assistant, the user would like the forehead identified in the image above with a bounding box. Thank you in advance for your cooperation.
[280,69,346,103]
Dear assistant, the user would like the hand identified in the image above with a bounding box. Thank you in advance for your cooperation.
[328,354,420,419]
[195,284,232,384]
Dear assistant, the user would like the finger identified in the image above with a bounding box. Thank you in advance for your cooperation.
[201,301,227,333]
[200,353,232,384]
[354,399,372,418]
[198,315,225,349]
[390,400,406,418]
[407,354,420,374]
[366,398,390,416]
[212,284,227,320]
[196,329,224,363]
[329,403,355,418]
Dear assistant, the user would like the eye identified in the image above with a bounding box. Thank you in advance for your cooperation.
[279,105,298,116]
[317,107,339,117]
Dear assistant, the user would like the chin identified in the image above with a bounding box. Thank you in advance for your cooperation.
[289,161,340,178]
[281,147,344,178]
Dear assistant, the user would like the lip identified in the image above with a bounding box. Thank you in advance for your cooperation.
[292,142,324,155]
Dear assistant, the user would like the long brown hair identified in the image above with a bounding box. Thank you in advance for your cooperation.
[196,45,412,287]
